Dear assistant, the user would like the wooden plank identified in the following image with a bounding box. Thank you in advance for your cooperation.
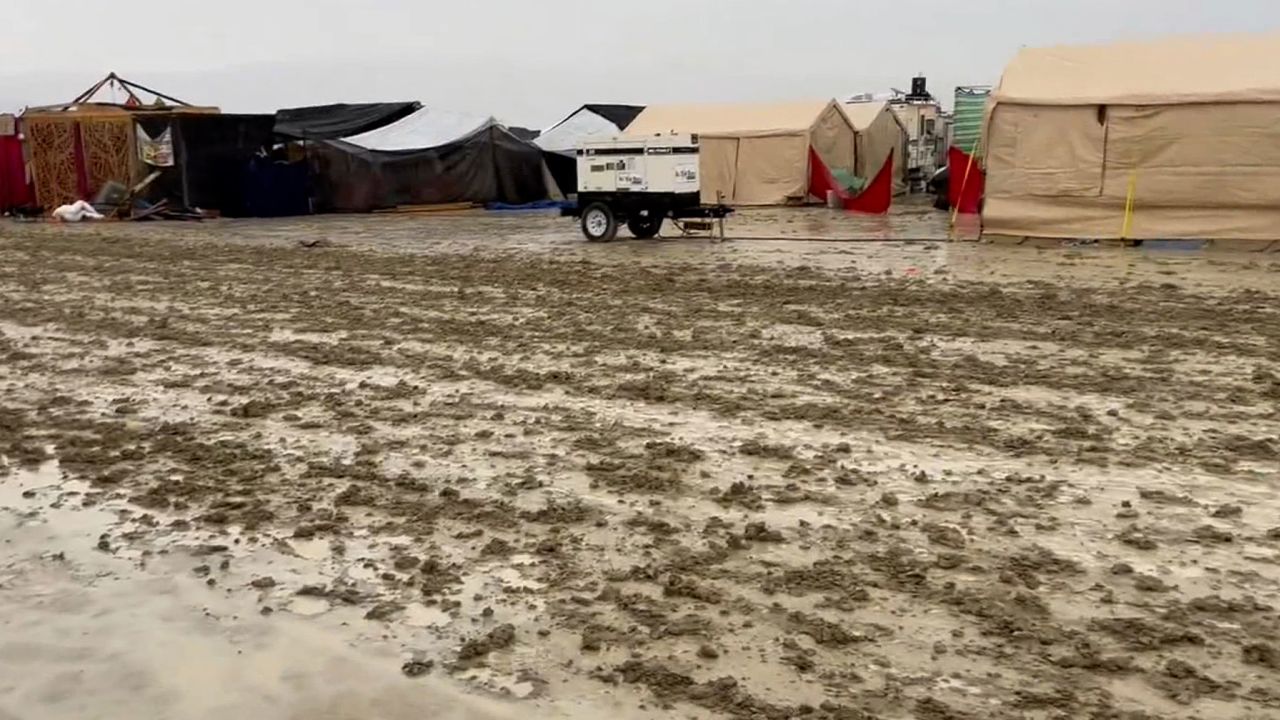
[372,202,480,215]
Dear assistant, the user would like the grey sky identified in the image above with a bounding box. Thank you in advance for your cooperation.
[2,0,1277,127]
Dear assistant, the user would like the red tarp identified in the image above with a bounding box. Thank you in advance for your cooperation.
[0,127,33,211]
[947,146,984,215]
[808,147,892,214]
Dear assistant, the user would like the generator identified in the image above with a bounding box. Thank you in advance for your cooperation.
[563,133,732,242]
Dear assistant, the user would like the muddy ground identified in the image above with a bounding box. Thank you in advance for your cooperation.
[1,209,1279,720]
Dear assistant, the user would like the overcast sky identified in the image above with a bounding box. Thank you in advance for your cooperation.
[2,0,1277,127]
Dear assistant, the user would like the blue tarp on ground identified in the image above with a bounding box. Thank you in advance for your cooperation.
[485,200,575,212]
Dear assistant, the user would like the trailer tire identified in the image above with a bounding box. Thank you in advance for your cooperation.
[581,203,618,242]
[627,214,663,239]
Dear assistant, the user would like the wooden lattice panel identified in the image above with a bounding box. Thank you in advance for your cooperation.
[26,119,79,209]
[80,117,135,196]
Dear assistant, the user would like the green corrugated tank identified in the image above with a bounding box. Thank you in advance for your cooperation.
[952,86,991,153]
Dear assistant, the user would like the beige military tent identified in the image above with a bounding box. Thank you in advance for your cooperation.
[983,32,1280,241]
[844,101,909,196]
[624,100,857,205]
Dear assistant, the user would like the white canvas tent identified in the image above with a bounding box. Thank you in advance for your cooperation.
[536,104,645,154]
[983,32,1280,241]
[343,108,497,151]
[843,101,909,196]
[624,100,858,205]
[536,105,645,194]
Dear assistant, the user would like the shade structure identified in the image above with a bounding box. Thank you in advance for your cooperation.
[983,32,1280,240]
[624,100,858,206]
[19,73,223,210]
[843,101,909,196]
[308,107,550,212]
[23,105,218,210]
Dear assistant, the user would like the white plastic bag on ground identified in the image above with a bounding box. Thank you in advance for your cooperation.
[51,201,105,222]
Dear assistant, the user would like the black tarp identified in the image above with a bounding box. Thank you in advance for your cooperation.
[274,102,421,141]
[309,125,549,212]
[582,104,645,131]
[137,114,277,216]
[243,157,311,217]
[543,152,577,200]
[507,126,541,142]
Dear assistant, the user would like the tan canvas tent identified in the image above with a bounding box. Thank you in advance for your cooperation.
[624,100,857,205]
[844,101,909,196]
[983,32,1280,241]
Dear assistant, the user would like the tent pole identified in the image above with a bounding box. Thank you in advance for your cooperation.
[1121,171,1138,240]
[72,73,116,104]
[117,77,191,107]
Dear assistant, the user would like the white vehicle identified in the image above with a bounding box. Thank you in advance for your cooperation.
[563,133,732,241]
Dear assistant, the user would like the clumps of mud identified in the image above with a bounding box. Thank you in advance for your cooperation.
[480,538,514,557]
[364,601,406,621]
[608,659,880,720]
[1189,524,1235,544]
[0,405,51,467]
[662,574,724,604]
[713,481,766,511]
[455,624,516,666]
[1116,525,1159,550]
[295,581,365,606]
[1138,488,1198,506]
[417,557,463,597]
[610,371,684,403]
[762,558,871,608]
[1242,642,1280,670]
[585,439,706,493]
[741,521,786,543]
[520,498,598,525]
[737,439,796,460]
[781,610,870,646]
[922,522,967,549]
[1051,640,1136,674]
[998,545,1083,589]
[914,489,984,512]
[580,624,622,652]
[1087,617,1205,651]
[1152,659,1232,704]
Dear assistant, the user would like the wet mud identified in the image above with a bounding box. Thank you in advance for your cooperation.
[2,211,1279,719]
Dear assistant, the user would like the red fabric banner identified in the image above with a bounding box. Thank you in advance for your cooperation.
[808,147,842,203]
[808,148,893,215]
[846,152,892,214]
[0,132,33,211]
[72,123,90,201]
[947,146,984,215]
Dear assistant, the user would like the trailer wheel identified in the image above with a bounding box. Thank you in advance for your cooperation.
[581,203,618,242]
[627,213,663,239]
